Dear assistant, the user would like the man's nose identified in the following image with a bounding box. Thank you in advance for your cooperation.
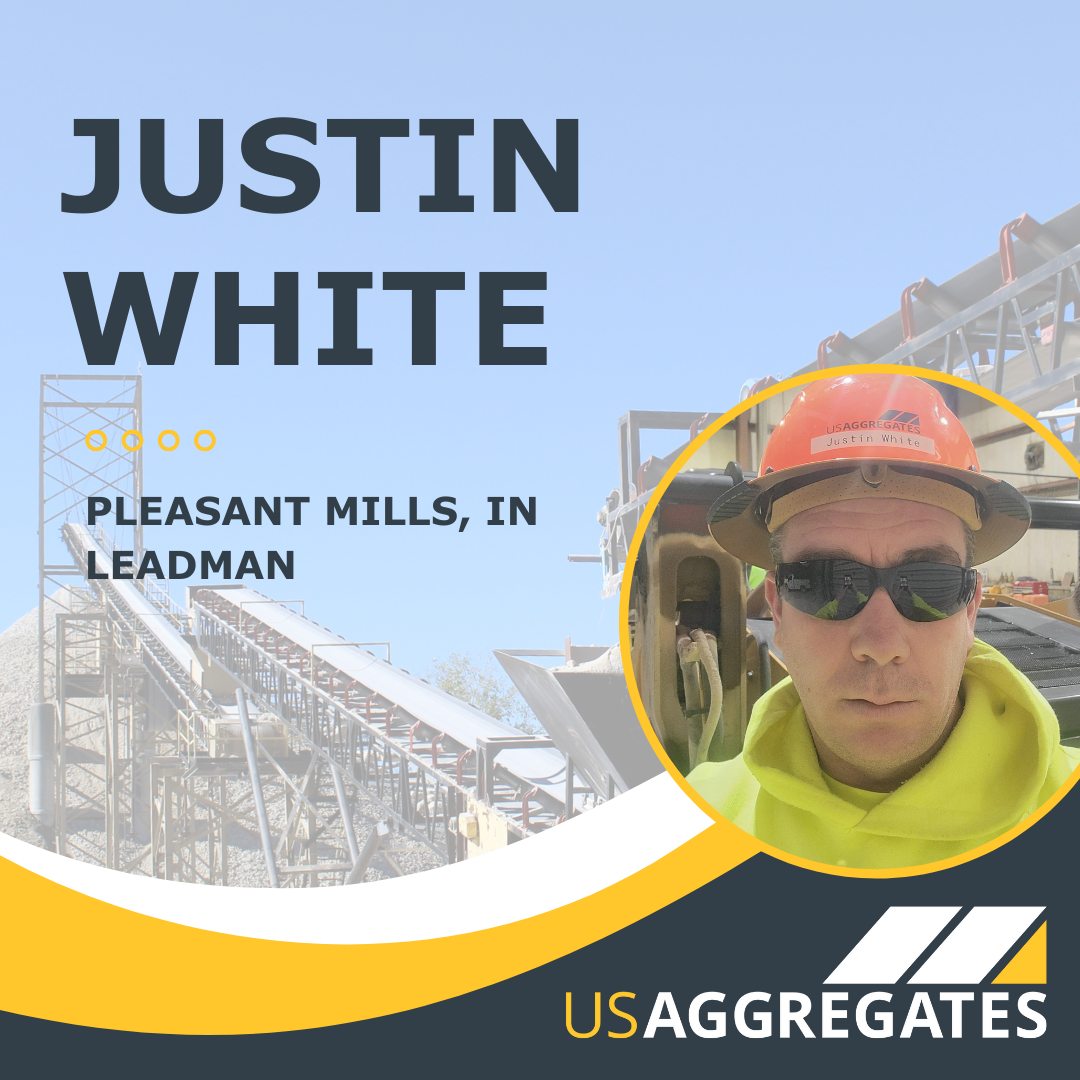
[848,586,911,666]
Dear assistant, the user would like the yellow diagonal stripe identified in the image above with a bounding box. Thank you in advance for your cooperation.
[993,922,1047,984]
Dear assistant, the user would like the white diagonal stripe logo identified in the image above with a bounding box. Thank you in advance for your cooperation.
[907,906,1045,984]
[824,907,961,985]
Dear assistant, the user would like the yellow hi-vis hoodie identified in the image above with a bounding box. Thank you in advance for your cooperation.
[687,639,1080,869]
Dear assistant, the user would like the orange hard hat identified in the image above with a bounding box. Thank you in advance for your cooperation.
[708,373,1030,568]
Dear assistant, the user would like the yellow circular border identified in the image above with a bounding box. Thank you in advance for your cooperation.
[121,429,143,452]
[84,429,106,451]
[194,429,216,451]
[618,362,1080,879]
[157,429,180,451]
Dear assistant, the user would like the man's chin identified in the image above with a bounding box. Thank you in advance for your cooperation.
[821,702,942,778]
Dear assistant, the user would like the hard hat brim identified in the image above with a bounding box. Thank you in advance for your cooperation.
[707,458,1030,570]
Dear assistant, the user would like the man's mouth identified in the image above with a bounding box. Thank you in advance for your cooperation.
[844,697,918,714]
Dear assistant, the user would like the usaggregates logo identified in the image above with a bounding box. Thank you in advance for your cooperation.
[565,907,1048,1041]
[826,411,923,435]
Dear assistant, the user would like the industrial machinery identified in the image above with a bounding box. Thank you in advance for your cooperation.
[601,203,1080,770]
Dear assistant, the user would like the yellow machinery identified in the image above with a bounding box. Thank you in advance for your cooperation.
[625,465,786,775]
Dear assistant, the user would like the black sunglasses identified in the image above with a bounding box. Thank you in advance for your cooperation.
[775,559,978,622]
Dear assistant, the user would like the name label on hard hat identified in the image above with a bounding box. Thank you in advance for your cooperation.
[810,431,937,455]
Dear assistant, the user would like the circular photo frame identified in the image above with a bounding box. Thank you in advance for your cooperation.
[620,364,1080,877]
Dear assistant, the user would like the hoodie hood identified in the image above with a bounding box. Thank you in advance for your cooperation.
[688,638,1080,868]
[744,639,1057,842]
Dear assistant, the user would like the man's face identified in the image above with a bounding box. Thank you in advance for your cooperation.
[765,497,981,791]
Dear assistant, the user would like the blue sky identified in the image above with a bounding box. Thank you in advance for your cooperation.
[3,1,1080,674]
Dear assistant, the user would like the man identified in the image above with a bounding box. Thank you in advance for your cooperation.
[688,372,1080,869]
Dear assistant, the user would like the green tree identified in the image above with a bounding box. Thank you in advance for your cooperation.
[428,653,544,735]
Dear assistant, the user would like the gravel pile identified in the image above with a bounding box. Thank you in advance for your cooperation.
[0,601,56,851]
[0,600,441,886]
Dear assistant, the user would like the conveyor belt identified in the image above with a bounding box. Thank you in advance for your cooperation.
[975,610,1080,737]
[63,523,220,723]
[197,587,569,804]
[975,611,1080,689]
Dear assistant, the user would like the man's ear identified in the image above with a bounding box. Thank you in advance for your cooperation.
[764,570,783,649]
[964,570,982,643]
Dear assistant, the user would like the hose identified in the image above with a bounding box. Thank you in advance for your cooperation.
[690,629,724,769]
[678,628,724,771]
